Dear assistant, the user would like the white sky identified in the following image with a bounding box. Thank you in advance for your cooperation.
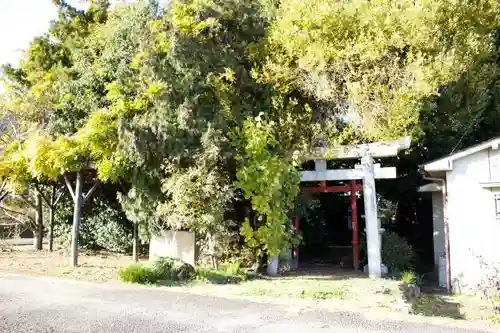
[0,0,152,68]
[0,1,58,67]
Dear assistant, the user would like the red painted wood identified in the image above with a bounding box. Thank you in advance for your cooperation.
[303,184,362,193]
[350,180,360,270]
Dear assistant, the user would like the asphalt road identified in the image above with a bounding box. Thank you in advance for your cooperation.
[0,273,497,333]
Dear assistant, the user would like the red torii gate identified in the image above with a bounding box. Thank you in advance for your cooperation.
[293,180,362,268]
[291,136,411,275]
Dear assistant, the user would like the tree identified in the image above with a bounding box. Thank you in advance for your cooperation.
[1,0,112,264]
[35,183,64,252]
[258,0,500,143]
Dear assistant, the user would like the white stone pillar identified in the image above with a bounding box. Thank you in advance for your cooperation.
[361,155,382,278]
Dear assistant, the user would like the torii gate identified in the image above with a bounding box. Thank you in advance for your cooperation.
[294,137,411,278]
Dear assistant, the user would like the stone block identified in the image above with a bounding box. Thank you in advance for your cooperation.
[149,231,197,266]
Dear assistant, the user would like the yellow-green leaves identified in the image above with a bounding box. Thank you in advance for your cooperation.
[171,0,219,36]
[260,0,500,142]
[234,115,300,257]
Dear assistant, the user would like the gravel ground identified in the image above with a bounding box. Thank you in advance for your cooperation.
[0,273,498,333]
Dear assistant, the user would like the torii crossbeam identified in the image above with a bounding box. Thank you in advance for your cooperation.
[298,137,411,278]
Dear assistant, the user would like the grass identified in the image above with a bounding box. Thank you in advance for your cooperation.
[194,266,244,284]
[119,264,159,284]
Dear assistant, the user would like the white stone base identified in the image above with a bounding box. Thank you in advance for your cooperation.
[363,263,388,276]
[267,256,279,276]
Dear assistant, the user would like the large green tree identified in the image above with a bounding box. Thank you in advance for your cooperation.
[4,0,500,268]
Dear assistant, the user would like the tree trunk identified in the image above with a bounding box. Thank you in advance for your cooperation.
[48,186,56,252]
[34,192,43,251]
[70,171,84,267]
[132,222,138,263]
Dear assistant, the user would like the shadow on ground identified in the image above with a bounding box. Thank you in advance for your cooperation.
[280,265,367,281]
[408,293,465,319]
[156,269,264,287]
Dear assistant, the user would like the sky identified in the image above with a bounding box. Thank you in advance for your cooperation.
[0,0,149,68]
[0,0,58,67]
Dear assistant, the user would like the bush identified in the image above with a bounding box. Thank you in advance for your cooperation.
[383,231,416,274]
[151,257,195,282]
[119,264,158,284]
[360,230,416,275]
[119,257,196,285]
[55,195,133,253]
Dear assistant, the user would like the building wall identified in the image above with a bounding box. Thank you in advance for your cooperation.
[431,191,445,272]
[445,149,498,293]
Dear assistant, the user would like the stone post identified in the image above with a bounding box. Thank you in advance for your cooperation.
[361,155,382,278]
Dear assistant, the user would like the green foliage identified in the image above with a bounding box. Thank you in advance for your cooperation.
[150,257,196,282]
[119,264,158,284]
[55,194,133,253]
[194,265,244,284]
[233,114,301,258]
[400,271,423,286]
[383,231,416,274]
[4,0,500,268]
[119,257,198,285]
[360,230,416,275]
[259,0,500,142]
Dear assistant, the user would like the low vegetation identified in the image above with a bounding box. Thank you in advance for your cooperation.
[119,257,248,286]
[360,231,416,277]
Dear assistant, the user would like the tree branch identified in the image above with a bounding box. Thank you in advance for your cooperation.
[10,194,36,209]
[64,174,76,202]
[83,180,100,202]
[0,192,8,203]
[0,205,35,228]
[33,183,51,207]
[54,189,64,206]
[0,178,7,195]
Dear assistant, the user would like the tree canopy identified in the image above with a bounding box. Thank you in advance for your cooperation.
[2,0,500,263]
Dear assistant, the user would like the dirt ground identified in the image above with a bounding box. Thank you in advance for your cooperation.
[0,247,497,326]
[0,246,139,283]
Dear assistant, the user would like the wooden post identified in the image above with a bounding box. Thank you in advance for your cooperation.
[350,180,359,270]
[361,155,382,278]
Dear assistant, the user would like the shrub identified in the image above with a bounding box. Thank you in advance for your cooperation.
[360,230,416,275]
[219,261,243,276]
[119,257,196,285]
[55,195,133,253]
[151,257,195,282]
[383,231,416,274]
[399,270,422,301]
[119,264,158,284]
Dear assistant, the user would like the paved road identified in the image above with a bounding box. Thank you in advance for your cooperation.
[0,273,497,333]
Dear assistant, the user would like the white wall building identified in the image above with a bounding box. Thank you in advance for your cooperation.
[421,137,500,293]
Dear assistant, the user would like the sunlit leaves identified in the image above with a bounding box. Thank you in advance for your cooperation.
[233,115,300,257]
[260,0,500,141]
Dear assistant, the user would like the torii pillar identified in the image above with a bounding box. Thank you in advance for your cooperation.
[301,137,411,278]
[361,155,382,277]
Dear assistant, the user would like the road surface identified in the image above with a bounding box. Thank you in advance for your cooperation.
[0,273,497,333]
